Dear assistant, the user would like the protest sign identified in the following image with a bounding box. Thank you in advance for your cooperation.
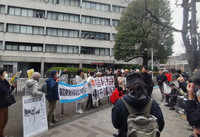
[58,81,88,103]
[93,76,115,101]
[23,95,48,137]
[58,76,115,103]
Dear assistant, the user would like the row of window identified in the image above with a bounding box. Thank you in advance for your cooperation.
[1,42,112,56]
[5,43,43,52]
[112,6,125,13]
[1,23,116,41]
[9,7,45,18]
[82,1,109,12]
[46,44,79,54]
[0,5,5,14]
[7,24,44,35]
[35,0,80,7]
[47,11,79,22]
[81,46,110,56]
[46,28,79,38]
[82,16,110,26]
[0,23,4,31]
[81,31,110,41]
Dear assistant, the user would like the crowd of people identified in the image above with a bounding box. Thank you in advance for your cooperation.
[0,66,200,137]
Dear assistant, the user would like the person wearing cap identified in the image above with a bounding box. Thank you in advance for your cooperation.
[112,72,164,137]
[45,70,60,126]
[22,72,44,97]
[0,68,17,137]
[164,83,180,110]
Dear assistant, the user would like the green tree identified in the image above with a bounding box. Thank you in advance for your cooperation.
[114,0,174,66]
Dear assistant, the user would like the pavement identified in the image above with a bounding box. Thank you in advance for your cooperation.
[35,86,192,137]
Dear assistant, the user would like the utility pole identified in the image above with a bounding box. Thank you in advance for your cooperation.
[191,0,198,71]
[151,48,153,71]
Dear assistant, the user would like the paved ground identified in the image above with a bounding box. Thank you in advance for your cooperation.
[35,86,192,137]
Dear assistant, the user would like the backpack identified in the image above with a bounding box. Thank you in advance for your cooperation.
[41,82,47,95]
[121,97,160,137]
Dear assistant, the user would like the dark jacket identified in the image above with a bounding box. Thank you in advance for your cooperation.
[169,88,180,98]
[45,78,59,101]
[0,79,15,109]
[185,100,200,127]
[156,74,167,86]
[142,72,154,94]
[112,94,165,137]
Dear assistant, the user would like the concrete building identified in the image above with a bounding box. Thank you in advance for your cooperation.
[160,53,188,71]
[0,0,142,77]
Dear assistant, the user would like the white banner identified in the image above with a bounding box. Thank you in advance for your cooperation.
[22,95,48,137]
[58,76,115,103]
[93,76,115,101]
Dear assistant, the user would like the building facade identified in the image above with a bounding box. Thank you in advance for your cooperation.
[0,0,142,77]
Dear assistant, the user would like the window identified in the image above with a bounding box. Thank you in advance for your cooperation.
[45,44,79,54]
[82,1,109,12]
[0,5,5,14]
[81,31,110,40]
[19,45,26,51]
[0,42,2,50]
[112,20,119,27]
[7,24,44,35]
[112,5,125,13]
[3,65,13,73]
[82,16,109,26]
[46,28,78,38]
[81,47,110,56]
[8,7,45,18]
[0,23,4,32]
[112,34,116,41]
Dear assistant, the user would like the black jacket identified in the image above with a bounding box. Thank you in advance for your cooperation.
[0,78,15,109]
[185,100,200,127]
[112,94,165,137]
[169,88,180,98]
[156,74,167,86]
[142,73,154,93]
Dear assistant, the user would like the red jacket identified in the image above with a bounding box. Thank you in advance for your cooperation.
[165,73,172,82]
[110,88,124,104]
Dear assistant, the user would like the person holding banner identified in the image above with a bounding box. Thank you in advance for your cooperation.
[22,72,44,97]
[85,72,95,110]
[74,69,85,114]
[46,70,60,126]
[0,68,17,137]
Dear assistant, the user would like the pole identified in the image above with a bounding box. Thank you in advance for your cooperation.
[191,0,198,71]
[151,48,153,70]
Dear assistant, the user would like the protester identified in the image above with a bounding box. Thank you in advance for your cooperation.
[22,72,43,97]
[0,68,17,137]
[165,71,172,85]
[96,72,103,105]
[156,69,167,102]
[110,87,123,105]
[74,69,85,114]
[46,70,60,126]
[123,69,129,77]
[117,72,125,90]
[141,66,154,97]
[164,83,180,110]
[85,72,94,110]
[112,72,164,137]
[185,69,200,137]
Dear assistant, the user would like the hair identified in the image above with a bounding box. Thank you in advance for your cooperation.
[76,69,83,76]
[129,84,148,98]
[50,70,57,78]
[118,72,122,77]
[0,68,6,76]
[143,66,148,71]
[191,69,200,86]
[90,72,94,76]
[117,87,123,91]
[32,72,41,81]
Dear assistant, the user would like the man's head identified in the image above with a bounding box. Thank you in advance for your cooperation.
[159,69,163,75]
[76,69,83,77]
[142,66,148,73]
[0,68,7,80]
[191,69,200,86]
[32,72,41,82]
[126,72,147,98]
[50,70,57,78]
[117,87,123,92]
[169,83,175,89]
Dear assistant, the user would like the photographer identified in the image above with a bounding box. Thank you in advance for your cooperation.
[185,69,200,137]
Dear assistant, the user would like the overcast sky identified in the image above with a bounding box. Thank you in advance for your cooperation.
[170,0,200,55]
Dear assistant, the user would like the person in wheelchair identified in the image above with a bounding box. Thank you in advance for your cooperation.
[164,83,180,110]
